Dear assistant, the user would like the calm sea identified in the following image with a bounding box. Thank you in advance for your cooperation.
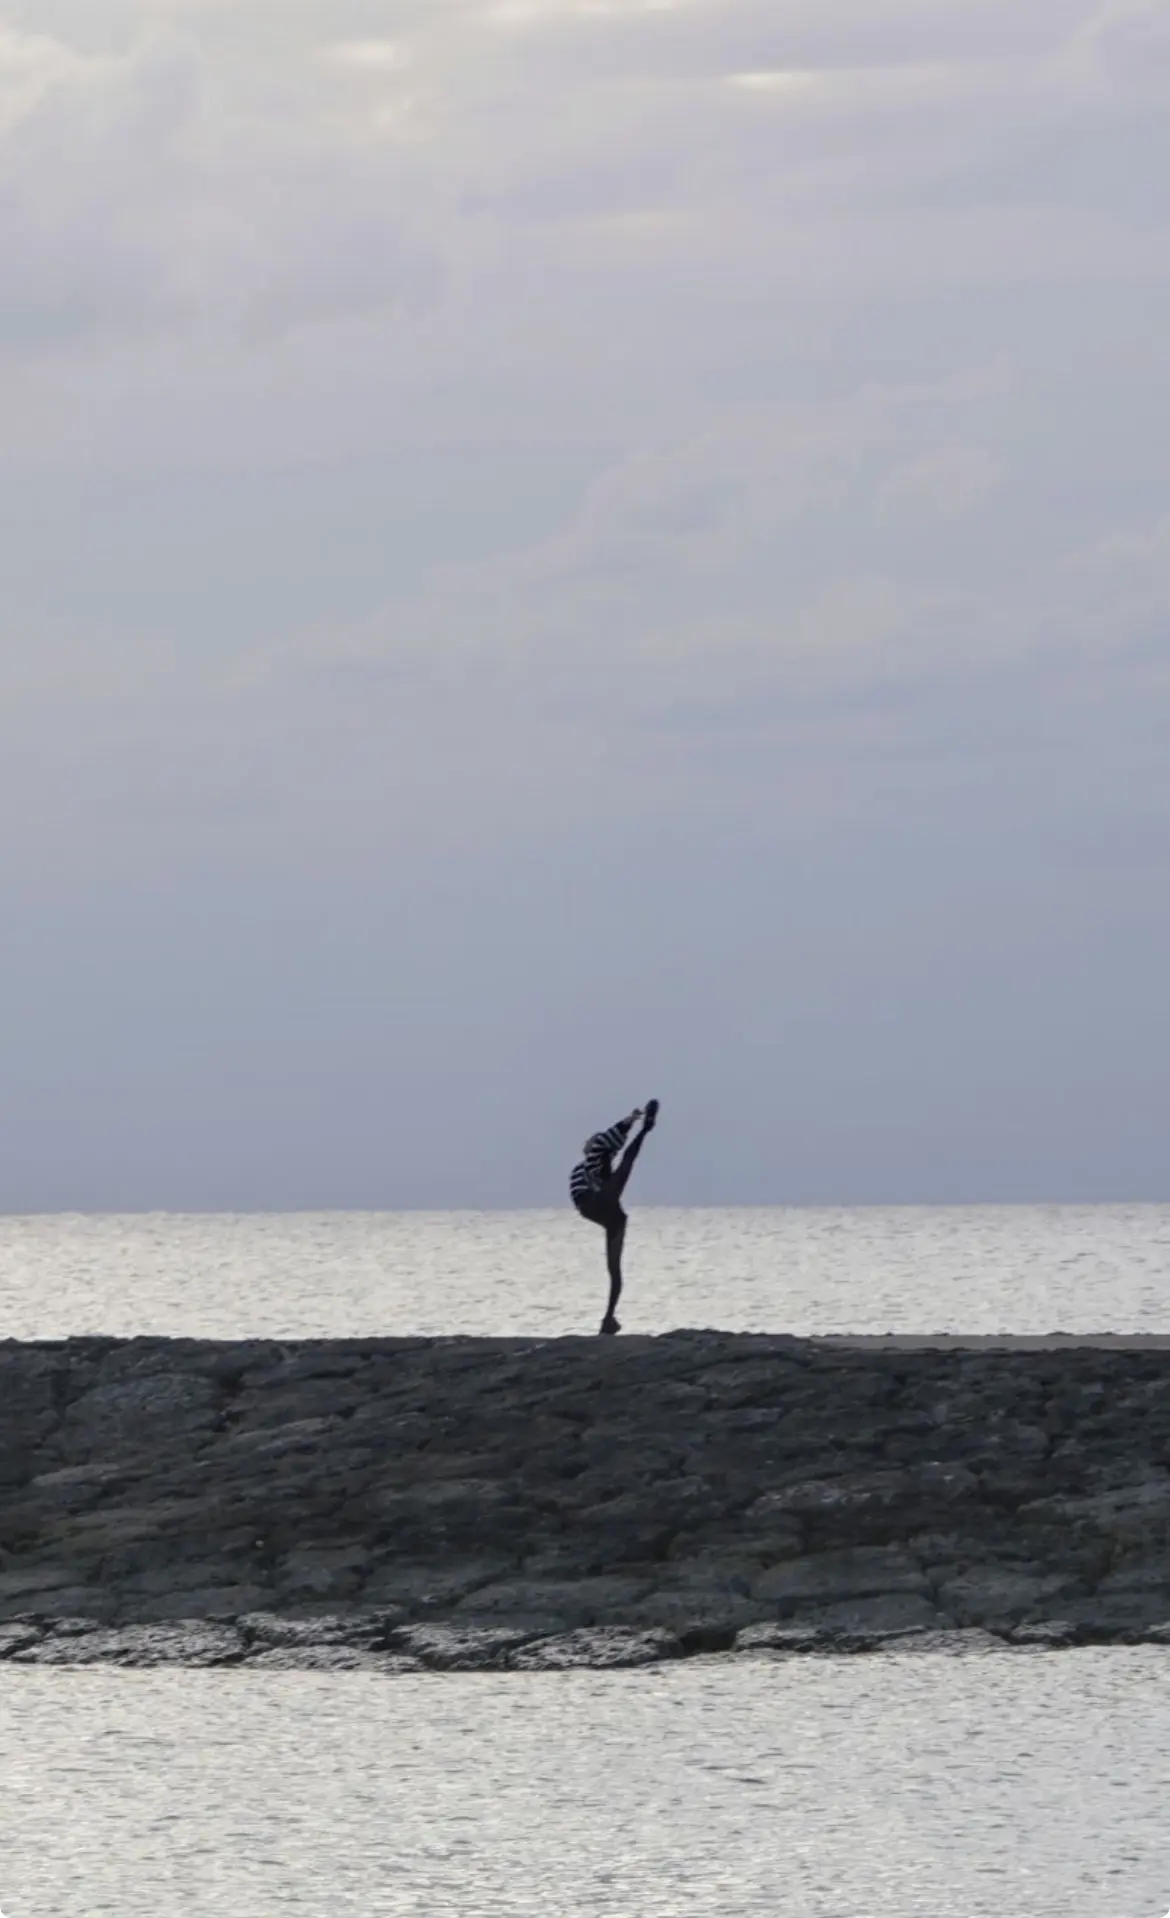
[3,1206,1169,1916]
[3,1654,1170,1916]
[2,1203,1168,1339]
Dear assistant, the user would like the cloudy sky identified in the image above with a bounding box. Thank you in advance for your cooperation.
[1,0,1168,1209]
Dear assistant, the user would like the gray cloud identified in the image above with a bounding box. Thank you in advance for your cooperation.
[0,0,1167,1205]
[0,22,441,354]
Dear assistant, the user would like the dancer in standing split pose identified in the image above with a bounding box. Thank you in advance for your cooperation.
[569,1099,659,1334]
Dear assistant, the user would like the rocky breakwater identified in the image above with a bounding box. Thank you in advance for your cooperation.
[2,1333,1170,1671]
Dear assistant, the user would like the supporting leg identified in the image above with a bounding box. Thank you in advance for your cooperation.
[601,1210,626,1332]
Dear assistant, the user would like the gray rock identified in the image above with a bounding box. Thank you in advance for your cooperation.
[6,1332,1170,1657]
[359,1562,508,1611]
[14,1623,244,1666]
[238,1611,403,1649]
[215,1417,336,1459]
[734,1595,942,1652]
[29,1462,129,1501]
[753,1548,927,1608]
[734,1623,830,1655]
[118,1585,271,1622]
[624,1588,767,1641]
[1054,1592,1170,1636]
[656,1556,762,1595]
[0,1565,80,1602]
[0,1620,43,1657]
[0,1586,109,1623]
[749,1463,977,1525]
[454,1576,654,1625]
[508,1628,682,1671]
[393,1624,544,1670]
[1095,1556,1170,1595]
[795,1593,943,1637]
[243,1647,424,1672]
[969,1418,1050,1461]
[1010,1620,1081,1648]
[938,1569,1081,1626]
[885,1628,1006,1655]
[58,1368,220,1462]
[276,1546,369,1601]
[1024,1479,1170,1545]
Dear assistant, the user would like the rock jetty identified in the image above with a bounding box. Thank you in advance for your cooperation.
[3,1333,1170,1670]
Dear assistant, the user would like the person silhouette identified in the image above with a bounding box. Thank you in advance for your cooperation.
[570,1099,659,1334]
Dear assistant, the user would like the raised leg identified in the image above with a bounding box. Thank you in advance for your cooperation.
[606,1122,648,1204]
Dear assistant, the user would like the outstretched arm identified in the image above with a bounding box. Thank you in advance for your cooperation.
[591,1112,640,1157]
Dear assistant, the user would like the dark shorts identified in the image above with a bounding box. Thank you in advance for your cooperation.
[573,1190,623,1228]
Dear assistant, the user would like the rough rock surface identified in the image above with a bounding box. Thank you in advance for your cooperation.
[2,1333,1170,1669]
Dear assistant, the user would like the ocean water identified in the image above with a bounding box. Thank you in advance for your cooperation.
[3,1652,1170,1916]
[2,1203,1169,1340]
[4,1206,1170,1915]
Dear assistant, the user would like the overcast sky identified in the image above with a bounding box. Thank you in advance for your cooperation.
[1,0,1168,1209]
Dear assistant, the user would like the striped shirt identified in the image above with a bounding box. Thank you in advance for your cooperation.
[569,1116,634,1203]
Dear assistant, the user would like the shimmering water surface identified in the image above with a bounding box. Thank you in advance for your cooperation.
[3,1653,1170,1916]
[4,1207,1170,1915]
[2,1204,1169,1339]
